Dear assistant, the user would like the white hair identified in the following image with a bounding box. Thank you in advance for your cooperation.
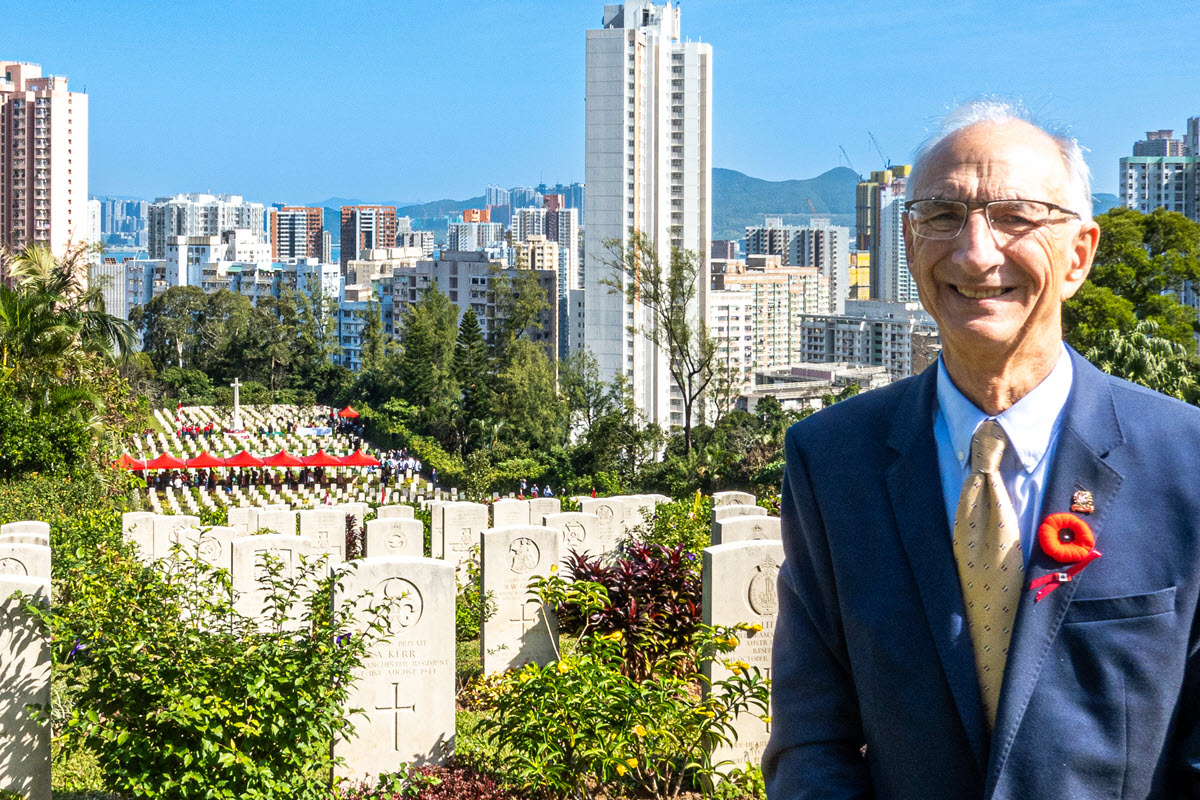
[906,98,1093,223]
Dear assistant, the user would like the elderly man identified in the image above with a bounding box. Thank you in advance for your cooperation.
[763,100,1200,799]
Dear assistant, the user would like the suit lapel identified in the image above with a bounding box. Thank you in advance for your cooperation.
[886,366,990,773]
[984,350,1125,795]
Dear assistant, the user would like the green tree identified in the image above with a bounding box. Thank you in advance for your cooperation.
[559,348,614,435]
[131,285,208,371]
[489,263,552,355]
[1084,320,1199,402]
[603,229,716,455]
[397,282,459,410]
[452,307,492,429]
[1065,207,1200,352]
[491,337,568,453]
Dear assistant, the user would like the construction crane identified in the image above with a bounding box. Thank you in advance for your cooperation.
[838,145,861,179]
[868,131,890,168]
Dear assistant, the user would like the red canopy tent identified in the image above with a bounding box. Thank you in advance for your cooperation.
[338,406,360,418]
[186,451,227,469]
[224,450,265,468]
[264,449,305,468]
[302,449,344,468]
[144,452,188,470]
[114,453,147,470]
[340,449,381,467]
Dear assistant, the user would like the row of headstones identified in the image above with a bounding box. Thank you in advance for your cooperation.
[0,521,53,798]
[0,500,780,791]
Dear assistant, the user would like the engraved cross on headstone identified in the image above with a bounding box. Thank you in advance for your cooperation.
[375,681,416,751]
[510,600,541,636]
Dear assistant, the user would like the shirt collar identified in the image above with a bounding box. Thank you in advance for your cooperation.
[937,345,1073,474]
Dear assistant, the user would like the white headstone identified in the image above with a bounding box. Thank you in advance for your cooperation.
[376,505,415,520]
[580,497,626,546]
[711,515,781,547]
[0,545,50,580]
[227,506,258,532]
[480,525,559,673]
[332,557,455,779]
[713,504,768,524]
[0,533,49,548]
[231,534,316,629]
[256,509,298,537]
[365,518,424,559]
[439,503,489,570]
[526,497,561,525]
[0,576,50,797]
[122,512,157,560]
[428,501,449,559]
[491,498,530,529]
[337,503,369,533]
[543,512,603,558]
[0,521,49,538]
[299,509,347,562]
[173,525,240,571]
[702,540,782,772]
[151,514,202,560]
[713,491,757,508]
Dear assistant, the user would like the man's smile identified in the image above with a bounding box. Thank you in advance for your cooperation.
[952,285,1012,300]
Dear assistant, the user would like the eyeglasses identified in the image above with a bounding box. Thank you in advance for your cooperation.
[904,198,1081,241]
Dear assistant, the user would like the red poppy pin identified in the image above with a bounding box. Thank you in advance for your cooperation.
[1029,512,1102,601]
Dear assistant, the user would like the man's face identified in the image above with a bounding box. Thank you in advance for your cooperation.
[903,121,1100,369]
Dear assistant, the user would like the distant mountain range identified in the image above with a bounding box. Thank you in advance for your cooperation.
[309,172,1126,244]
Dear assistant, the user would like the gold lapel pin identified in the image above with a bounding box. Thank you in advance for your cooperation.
[1070,490,1094,514]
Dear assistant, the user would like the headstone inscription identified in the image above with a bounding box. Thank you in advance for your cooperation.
[480,525,559,673]
[0,576,51,797]
[230,534,316,630]
[526,497,561,525]
[0,545,50,580]
[491,498,529,529]
[332,556,455,781]
[0,533,49,548]
[365,518,424,558]
[580,497,625,546]
[151,514,202,561]
[711,515,781,547]
[439,503,489,570]
[702,540,782,773]
[299,509,346,562]
[543,512,602,558]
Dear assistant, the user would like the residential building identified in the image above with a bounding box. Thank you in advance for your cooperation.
[584,1,713,429]
[486,185,510,207]
[390,250,560,357]
[744,216,850,312]
[1119,119,1199,221]
[270,206,323,260]
[0,61,88,260]
[848,251,870,300]
[797,299,938,380]
[462,208,490,223]
[446,220,504,252]
[147,193,266,259]
[340,205,398,267]
[397,229,435,256]
[856,166,914,301]
[711,239,737,260]
[98,197,147,247]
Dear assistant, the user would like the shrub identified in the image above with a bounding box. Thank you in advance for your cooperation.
[630,494,713,557]
[41,538,399,800]
[454,547,495,642]
[477,573,769,800]
[558,541,701,680]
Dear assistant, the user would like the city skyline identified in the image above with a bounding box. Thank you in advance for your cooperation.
[6,1,1199,203]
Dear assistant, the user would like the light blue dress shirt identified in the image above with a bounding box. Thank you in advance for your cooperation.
[934,345,1073,565]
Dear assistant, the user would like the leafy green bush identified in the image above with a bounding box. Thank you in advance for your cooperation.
[629,495,713,557]
[454,548,495,642]
[477,573,768,800]
[42,538,397,800]
[558,542,701,681]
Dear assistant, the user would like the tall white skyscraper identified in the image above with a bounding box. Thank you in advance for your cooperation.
[583,1,712,429]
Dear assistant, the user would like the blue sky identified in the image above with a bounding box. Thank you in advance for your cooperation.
[7,0,1198,204]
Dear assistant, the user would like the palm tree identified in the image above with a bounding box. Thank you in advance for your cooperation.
[1085,320,1199,402]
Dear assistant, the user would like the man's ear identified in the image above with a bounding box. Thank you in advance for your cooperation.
[1061,220,1100,300]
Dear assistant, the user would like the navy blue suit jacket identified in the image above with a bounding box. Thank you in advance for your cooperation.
[763,349,1200,799]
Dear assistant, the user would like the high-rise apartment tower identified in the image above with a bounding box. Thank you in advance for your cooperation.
[340,206,398,267]
[1120,119,1199,222]
[0,62,88,261]
[271,206,323,260]
[583,1,712,429]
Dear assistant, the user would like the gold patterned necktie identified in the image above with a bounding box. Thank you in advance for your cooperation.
[953,419,1025,729]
